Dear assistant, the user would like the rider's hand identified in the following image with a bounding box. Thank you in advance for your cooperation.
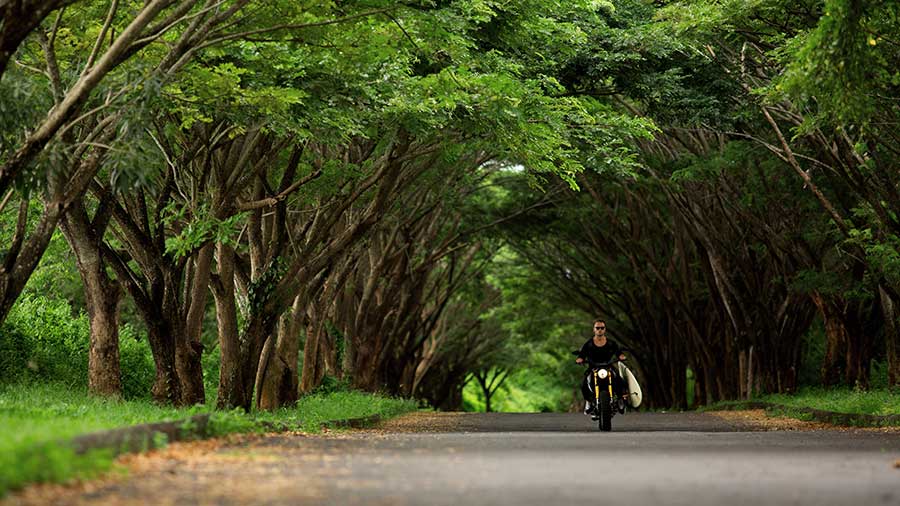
[575,357,584,364]
[618,354,626,361]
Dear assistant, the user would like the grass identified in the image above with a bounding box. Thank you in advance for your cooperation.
[0,381,418,497]
[697,386,900,426]
[252,390,420,432]
[758,387,900,416]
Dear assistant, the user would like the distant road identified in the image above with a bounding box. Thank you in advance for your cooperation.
[8,412,900,506]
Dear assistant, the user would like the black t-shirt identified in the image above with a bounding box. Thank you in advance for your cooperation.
[577,338,621,365]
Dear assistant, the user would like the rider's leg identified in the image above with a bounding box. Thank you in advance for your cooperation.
[581,371,593,413]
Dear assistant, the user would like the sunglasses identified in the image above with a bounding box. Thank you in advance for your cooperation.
[594,326,605,330]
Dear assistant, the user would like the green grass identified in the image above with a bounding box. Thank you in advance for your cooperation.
[254,390,419,432]
[758,387,900,416]
[0,381,418,496]
[697,387,900,426]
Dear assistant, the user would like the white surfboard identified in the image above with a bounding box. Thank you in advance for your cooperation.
[616,363,643,408]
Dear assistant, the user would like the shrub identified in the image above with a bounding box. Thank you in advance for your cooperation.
[118,325,156,399]
[202,343,221,403]
[0,296,88,385]
[0,296,155,398]
[311,374,351,395]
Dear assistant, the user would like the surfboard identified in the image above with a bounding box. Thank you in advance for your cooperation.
[616,363,643,408]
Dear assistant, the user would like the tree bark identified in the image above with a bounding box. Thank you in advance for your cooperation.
[843,301,872,389]
[300,318,328,393]
[257,296,302,410]
[174,319,205,405]
[59,203,123,397]
[86,282,123,397]
[879,285,900,387]
[146,319,181,404]
[813,293,848,387]
[176,244,213,405]
[212,243,246,410]
[229,312,280,411]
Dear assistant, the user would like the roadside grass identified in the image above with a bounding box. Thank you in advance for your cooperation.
[254,390,420,432]
[760,387,899,417]
[0,381,418,497]
[698,386,900,425]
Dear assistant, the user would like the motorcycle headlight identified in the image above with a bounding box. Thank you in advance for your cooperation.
[598,369,609,379]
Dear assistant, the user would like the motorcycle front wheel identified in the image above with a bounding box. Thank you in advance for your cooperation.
[598,390,612,431]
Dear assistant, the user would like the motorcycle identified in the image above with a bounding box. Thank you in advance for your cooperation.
[573,352,627,432]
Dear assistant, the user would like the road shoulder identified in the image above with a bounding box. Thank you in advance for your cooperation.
[708,409,900,433]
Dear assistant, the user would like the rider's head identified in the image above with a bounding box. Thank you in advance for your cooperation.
[593,319,606,337]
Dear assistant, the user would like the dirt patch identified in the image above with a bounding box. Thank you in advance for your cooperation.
[708,409,900,433]
[362,411,466,434]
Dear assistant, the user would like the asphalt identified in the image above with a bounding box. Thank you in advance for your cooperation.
[7,412,900,506]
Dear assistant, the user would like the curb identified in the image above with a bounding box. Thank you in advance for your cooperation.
[68,414,212,455]
[710,401,900,427]
[64,412,385,458]
[324,413,382,429]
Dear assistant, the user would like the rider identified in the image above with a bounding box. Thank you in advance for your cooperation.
[575,318,627,415]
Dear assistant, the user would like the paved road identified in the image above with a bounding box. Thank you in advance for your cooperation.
[9,412,900,506]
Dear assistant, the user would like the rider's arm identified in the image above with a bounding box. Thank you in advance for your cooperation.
[575,340,589,363]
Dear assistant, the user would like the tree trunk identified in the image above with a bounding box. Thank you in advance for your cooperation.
[879,285,900,387]
[59,206,123,397]
[155,267,204,406]
[300,319,327,393]
[146,320,181,405]
[257,297,302,410]
[236,313,280,411]
[670,358,687,408]
[178,244,213,405]
[692,364,705,408]
[213,243,246,410]
[812,293,848,386]
[85,279,123,397]
[746,346,754,399]
[349,338,382,392]
[475,372,493,413]
[843,303,871,389]
[174,316,204,405]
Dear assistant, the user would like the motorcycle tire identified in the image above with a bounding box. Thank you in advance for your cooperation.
[598,390,612,432]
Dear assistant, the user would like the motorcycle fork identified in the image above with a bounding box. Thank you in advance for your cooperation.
[592,370,614,407]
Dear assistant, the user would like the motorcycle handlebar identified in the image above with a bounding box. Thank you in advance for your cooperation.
[571,351,624,368]
[580,359,620,368]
